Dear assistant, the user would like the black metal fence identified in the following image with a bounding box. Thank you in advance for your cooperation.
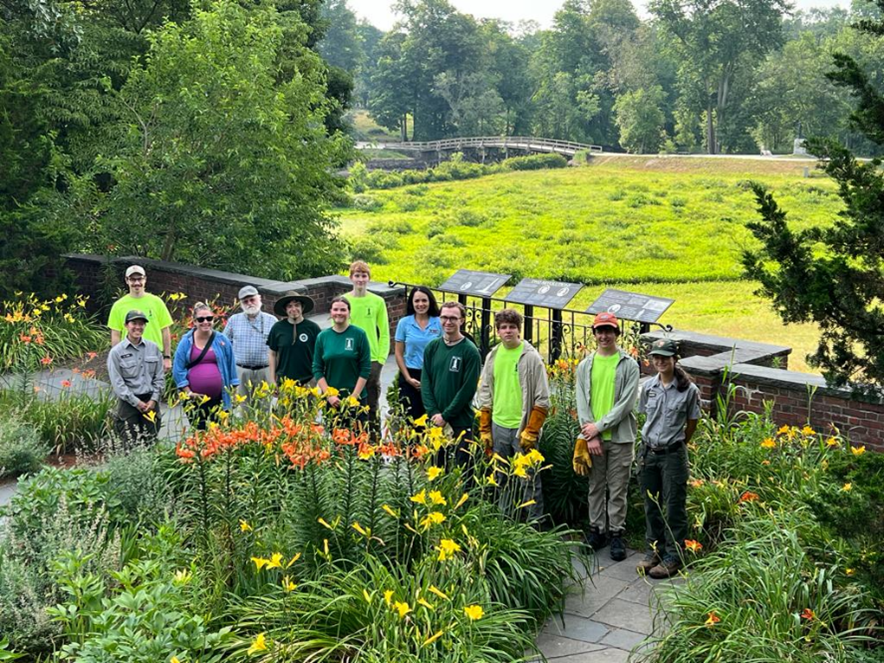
[390,281,661,363]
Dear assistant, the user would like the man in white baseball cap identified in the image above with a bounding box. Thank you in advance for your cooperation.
[107,265,174,370]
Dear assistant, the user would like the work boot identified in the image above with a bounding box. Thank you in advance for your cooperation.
[648,555,681,579]
[636,551,660,575]
[610,532,627,562]
[585,527,607,551]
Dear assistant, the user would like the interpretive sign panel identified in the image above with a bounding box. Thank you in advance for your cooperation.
[586,289,674,324]
[439,270,511,297]
[505,278,582,309]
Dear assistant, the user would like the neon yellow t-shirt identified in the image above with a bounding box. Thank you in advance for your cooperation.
[344,292,390,363]
[591,353,619,441]
[107,293,173,349]
[492,342,523,429]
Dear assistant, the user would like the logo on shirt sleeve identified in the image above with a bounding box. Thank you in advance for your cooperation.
[449,356,462,372]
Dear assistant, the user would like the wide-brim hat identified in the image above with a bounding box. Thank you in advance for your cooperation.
[274,291,315,317]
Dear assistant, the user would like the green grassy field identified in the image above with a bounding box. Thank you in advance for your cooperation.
[336,156,840,372]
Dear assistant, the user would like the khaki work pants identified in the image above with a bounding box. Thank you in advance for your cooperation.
[587,439,635,533]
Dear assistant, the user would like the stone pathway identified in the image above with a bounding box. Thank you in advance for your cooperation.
[532,548,677,662]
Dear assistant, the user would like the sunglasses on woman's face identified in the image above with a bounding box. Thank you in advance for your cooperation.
[195,316,214,323]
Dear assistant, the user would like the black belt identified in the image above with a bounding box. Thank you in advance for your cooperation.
[237,364,268,370]
[646,441,684,455]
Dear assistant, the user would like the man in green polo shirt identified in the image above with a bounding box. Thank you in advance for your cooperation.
[422,301,481,470]
[477,309,550,523]
[573,311,640,562]
[107,265,173,371]
[344,261,389,437]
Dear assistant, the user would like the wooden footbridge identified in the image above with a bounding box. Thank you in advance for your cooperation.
[362,136,604,161]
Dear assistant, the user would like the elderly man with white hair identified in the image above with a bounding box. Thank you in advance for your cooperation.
[223,285,278,405]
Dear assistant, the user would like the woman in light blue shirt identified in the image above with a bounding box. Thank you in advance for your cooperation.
[394,286,442,423]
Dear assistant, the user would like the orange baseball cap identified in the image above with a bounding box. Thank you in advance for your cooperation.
[592,312,619,329]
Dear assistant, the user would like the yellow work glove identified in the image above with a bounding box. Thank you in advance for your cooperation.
[573,437,592,476]
[519,406,549,451]
[478,408,493,455]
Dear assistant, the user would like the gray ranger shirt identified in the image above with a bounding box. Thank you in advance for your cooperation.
[639,374,701,449]
[107,337,165,407]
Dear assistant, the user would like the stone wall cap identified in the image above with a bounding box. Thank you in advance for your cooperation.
[643,329,790,356]
[729,363,884,404]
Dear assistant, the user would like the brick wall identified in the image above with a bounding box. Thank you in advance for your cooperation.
[65,254,406,355]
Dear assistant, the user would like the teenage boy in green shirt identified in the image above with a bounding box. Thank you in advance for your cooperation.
[422,301,481,469]
[107,265,173,371]
[573,312,640,562]
[477,309,550,523]
[344,261,389,437]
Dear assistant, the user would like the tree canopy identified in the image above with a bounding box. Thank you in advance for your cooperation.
[743,0,884,388]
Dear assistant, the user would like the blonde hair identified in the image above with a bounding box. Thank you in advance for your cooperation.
[349,260,371,277]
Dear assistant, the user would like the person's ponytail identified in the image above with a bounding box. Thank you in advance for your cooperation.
[674,363,693,392]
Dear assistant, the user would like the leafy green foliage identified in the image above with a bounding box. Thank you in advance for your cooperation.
[0,418,47,478]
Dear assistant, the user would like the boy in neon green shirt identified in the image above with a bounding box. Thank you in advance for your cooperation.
[573,312,640,562]
[477,309,550,524]
[344,261,389,437]
[107,265,173,371]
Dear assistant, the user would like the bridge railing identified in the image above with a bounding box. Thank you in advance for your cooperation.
[381,136,604,155]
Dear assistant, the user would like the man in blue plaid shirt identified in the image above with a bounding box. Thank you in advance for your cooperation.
[223,286,278,406]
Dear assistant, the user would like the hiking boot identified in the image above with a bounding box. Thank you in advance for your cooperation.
[609,532,627,562]
[585,527,607,551]
[648,555,681,579]
[636,551,660,575]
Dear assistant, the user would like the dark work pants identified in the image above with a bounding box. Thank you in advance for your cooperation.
[397,369,425,422]
[366,361,383,440]
[640,444,689,559]
[114,394,161,447]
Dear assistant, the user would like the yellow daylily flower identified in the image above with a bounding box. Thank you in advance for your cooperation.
[454,493,469,510]
[363,589,373,603]
[352,521,370,537]
[239,519,252,532]
[417,597,434,610]
[427,466,444,481]
[282,576,297,592]
[463,604,484,620]
[419,512,445,530]
[410,489,428,505]
[247,632,268,654]
[286,553,301,568]
[428,585,450,601]
[384,590,394,606]
[760,438,776,449]
[422,629,444,647]
[826,437,840,447]
[517,499,536,509]
[436,538,461,562]
[265,552,284,570]
[428,490,447,506]
[173,569,192,584]
[851,446,866,456]
[393,601,411,618]
[513,464,528,478]
[382,504,399,518]
[842,483,852,492]
[143,410,157,423]
[486,474,499,487]
[413,414,429,428]
[251,557,268,571]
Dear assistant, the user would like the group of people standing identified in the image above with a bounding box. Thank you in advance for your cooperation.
[105,260,700,579]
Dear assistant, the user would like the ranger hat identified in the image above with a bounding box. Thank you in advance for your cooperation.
[592,311,619,329]
[125,310,149,324]
[125,265,146,278]
[274,291,315,318]
[648,338,678,357]
[238,285,260,300]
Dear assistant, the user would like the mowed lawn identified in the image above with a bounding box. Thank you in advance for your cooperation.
[336,157,842,372]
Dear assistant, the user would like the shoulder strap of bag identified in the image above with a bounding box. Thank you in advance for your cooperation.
[184,331,216,370]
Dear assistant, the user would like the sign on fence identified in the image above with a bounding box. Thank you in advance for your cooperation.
[439,270,511,297]
[587,288,673,324]
[505,278,582,309]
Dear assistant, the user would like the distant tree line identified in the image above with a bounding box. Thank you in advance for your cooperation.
[320,0,884,155]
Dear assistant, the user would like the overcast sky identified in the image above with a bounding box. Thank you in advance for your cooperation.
[349,0,850,31]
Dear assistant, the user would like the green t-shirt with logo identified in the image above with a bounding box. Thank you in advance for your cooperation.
[312,325,372,399]
[107,293,173,349]
[421,337,481,429]
[492,342,523,429]
[591,353,620,441]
